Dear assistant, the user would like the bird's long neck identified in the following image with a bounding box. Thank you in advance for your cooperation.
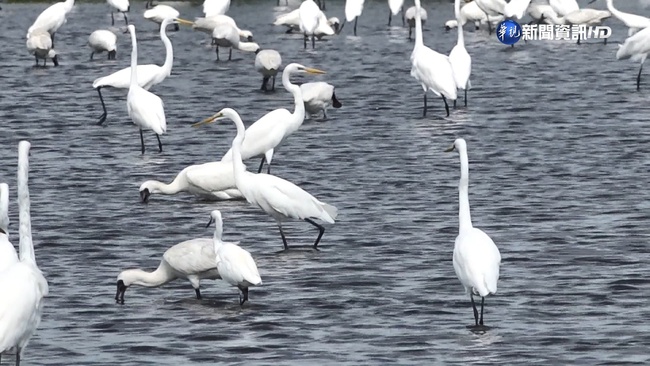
[127,264,176,288]
[129,28,139,89]
[238,42,258,52]
[454,0,464,46]
[229,111,249,186]
[545,11,565,25]
[213,222,223,253]
[605,0,623,19]
[458,148,473,232]
[18,145,35,263]
[0,186,8,235]
[160,24,174,77]
[414,0,424,48]
[148,179,184,195]
[282,67,305,130]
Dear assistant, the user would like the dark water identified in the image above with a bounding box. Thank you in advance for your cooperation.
[1,0,650,364]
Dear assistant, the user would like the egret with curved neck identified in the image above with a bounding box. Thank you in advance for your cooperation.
[446,138,501,327]
[212,63,326,174]
[193,108,338,251]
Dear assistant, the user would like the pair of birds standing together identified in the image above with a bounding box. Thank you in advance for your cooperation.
[0,142,49,365]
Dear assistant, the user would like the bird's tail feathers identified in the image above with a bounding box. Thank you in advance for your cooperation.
[320,203,338,223]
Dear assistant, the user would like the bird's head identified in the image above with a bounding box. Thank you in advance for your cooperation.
[241,30,254,42]
[445,138,467,154]
[138,181,159,203]
[115,272,135,304]
[192,108,233,128]
[49,50,59,66]
[206,209,222,228]
[285,63,327,75]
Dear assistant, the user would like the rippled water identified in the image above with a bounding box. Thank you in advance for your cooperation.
[1,0,650,364]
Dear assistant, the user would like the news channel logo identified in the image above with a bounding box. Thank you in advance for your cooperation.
[496,20,612,45]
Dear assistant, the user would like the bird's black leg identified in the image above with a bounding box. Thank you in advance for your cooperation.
[239,286,249,305]
[140,129,145,154]
[51,32,56,48]
[156,134,163,152]
[388,11,392,26]
[34,54,38,66]
[174,23,179,31]
[111,11,115,26]
[261,76,269,91]
[257,157,265,173]
[195,288,202,299]
[401,7,405,26]
[305,218,325,250]
[454,99,457,108]
[470,293,479,326]
[90,51,95,60]
[228,48,232,61]
[479,296,485,325]
[464,88,468,107]
[408,26,412,40]
[311,35,315,49]
[271,75,276,91]
[303,34,308,49]
[353,17,358,36]
[216,45,220,61]
[637,63,643,91]
[278,223,289,250]
[16,349,20,366]
[267,164,271,174]
[96,87,108,125]
[483,10,492,34]
[423,93,427,117]
[285,27,294,34]
[123,12,129,26]
[442,95,450,116]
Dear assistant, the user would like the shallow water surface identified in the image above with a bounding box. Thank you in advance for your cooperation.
[1,0,650,365]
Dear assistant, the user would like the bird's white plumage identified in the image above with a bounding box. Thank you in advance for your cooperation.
[139,161,243,201]
[549,0,579,17]
[255,50,282,77]
[411,0,457,101]
[345,0,365,22]
[617,26,650,61]
[449,138,501,298]
[388,0,404,16]
[92,18,174,90]
[543,8,611,26]
[144,5,180,24]
[300,81,337,117]
[449,0,471,92]
[212,24,260,53]
[474,0,506,17]
[526,3,556,24]
[605,0,650,36]
[445,1,503,29]
[126,25,167,136]
[300,0,321,36]
[276,9,337,37]
[203,0,230,17]
[0,183,18,273]
[107,0,129,13]
[26,30,57,63]
[503,0,531,19]
[188,15,253,40]
[0,141,49,361]
[405,5,427,28]
[88,30,117,53]
[220,64,314,169]
[26,0,74,38]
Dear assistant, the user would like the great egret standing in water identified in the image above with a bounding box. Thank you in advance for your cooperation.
[616,26,650,90]
[193,108,338,251]
[449,0,471,107]
[126,24,166,154]
[0,141,49,366]
[446,138,501,327]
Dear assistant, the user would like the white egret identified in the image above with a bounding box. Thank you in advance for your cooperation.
[549,0,578,17]
[212,23,260,61]
[473,0,506,34]
[193,108,338,251]
[342,0,365,36]
[616,26,650,90]
[274,9,339,36]
[255,49,282,91]
[300,81,342,119]
[203,0,230,17]
[126,24,166,154]
[207,210,261,305]
[26,30,59,67]
[216,63,326,174]
[0,141,49,365]
[503,0,531,20]
[449,0,471,107]
[26,0,74,48]
[92,17,174,124]
[144,5,180,31]
[88,30,117,60]
[542,9,611,44]
[446,138,501,327]
[411,0,457,117]
[388,0,404,26]
[299,0,324,49]
[405,6,426,40]
[588,0,650,36]
[139,161,242,203]
[107,0,130,26]
[115,238,221,303]
[444,1,503,31]
[176,15,254,41]
[526,3,557,25]
[0,183,18,273]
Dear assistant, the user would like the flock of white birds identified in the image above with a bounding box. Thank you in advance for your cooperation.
[5,0,650,364]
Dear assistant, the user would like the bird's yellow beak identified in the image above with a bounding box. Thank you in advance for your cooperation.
[445,144,455,152]
[304,67,326,75]
[192,112,224,127]
[175,18,195,26]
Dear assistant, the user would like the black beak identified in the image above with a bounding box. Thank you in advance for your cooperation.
[140,188,150,203]
[332,91,342,108]
[52,55,59,67]
[247,35,254,42]
[108,50,116,60]
[206,217,214,228]
[115,280,126,304]
[255,48,261,54]
[332,23,340,33]
[445,26,451,32]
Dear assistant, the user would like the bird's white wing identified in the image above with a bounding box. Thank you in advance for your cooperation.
[274,9,300,27]
[617,27,650,60]
[300,82,333,103]
[89,30,117,51]
[26,32,52,53]
[345,0,365,21]
[222,109,292,161]
[93,64,161,89]
[185,162,236,192]
[163,238,219,275]
[27,3,66,37]
[388,0,404,16]
[449,45,471,89]
[454,228,501,295]
[216,244,261,286]
[203,0,230,17]
[256,51,282,72]
[127,89,166,134]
